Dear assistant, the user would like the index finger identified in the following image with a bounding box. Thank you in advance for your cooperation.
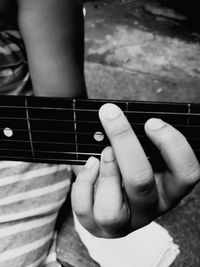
[99,103,158,206]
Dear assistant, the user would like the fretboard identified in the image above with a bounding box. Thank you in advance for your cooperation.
[0,95,199,166]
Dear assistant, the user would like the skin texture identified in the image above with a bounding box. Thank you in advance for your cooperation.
[17,0,86,97]
[72,103,200,238]
[0,0,86,98]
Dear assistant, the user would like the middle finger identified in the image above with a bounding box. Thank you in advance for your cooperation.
[99,103,158,208]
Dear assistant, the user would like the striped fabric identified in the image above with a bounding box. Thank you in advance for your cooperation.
[0,162,72,267]
[0,29,30,95]
[0,29,73,267]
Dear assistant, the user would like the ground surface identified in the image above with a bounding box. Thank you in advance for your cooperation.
[57,0,200,266]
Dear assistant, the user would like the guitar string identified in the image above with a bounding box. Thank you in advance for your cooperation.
[0,138,199,160]
[0,147,199,160]
[0,103,200,159]
[1,95,199,111]
[0,124,199,139]
[0,155,88,164]
[0,139,199,151]
[0,154,198,166]
[1,106,200,116]
[0,147,102,155]
[1,144,200,153]
[0,115,199,125]
[0,125,198,136]
[0,130,197,140]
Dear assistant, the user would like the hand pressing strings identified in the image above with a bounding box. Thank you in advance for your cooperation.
[72,104,200,238]
[72,147,130,238]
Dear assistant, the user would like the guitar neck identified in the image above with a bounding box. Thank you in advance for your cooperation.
[0,95,199,166]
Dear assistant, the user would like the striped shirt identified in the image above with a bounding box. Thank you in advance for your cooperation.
[0,29,72,267]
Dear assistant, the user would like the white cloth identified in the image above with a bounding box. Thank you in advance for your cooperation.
[74,214,180,267]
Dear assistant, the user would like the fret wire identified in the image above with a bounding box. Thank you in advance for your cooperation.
[125,102,129,118]
[187,103,191,127]
[25,97,35,160]
[73,99,78,160]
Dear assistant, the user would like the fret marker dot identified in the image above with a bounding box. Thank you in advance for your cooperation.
[3,127,13,138]
[94,131,104,142]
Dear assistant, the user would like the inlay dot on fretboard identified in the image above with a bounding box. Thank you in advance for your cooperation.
[3,127,13,138]
[94,131,104,142]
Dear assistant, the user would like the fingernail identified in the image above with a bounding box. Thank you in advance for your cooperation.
[146,118,166,130]
[102,146,115,162]
[85,157,97,169]
[99,103,122,120]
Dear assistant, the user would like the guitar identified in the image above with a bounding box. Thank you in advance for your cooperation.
[0,95,199,168]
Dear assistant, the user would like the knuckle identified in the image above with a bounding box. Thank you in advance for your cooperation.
[182,164,200,187]
[73,204,89,218]
[94,206,124,228]
[126,168,155,194]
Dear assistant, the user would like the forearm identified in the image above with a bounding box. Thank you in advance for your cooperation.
[17,0,86,98]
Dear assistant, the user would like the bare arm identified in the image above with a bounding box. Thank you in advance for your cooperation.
[17,0,86,97]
